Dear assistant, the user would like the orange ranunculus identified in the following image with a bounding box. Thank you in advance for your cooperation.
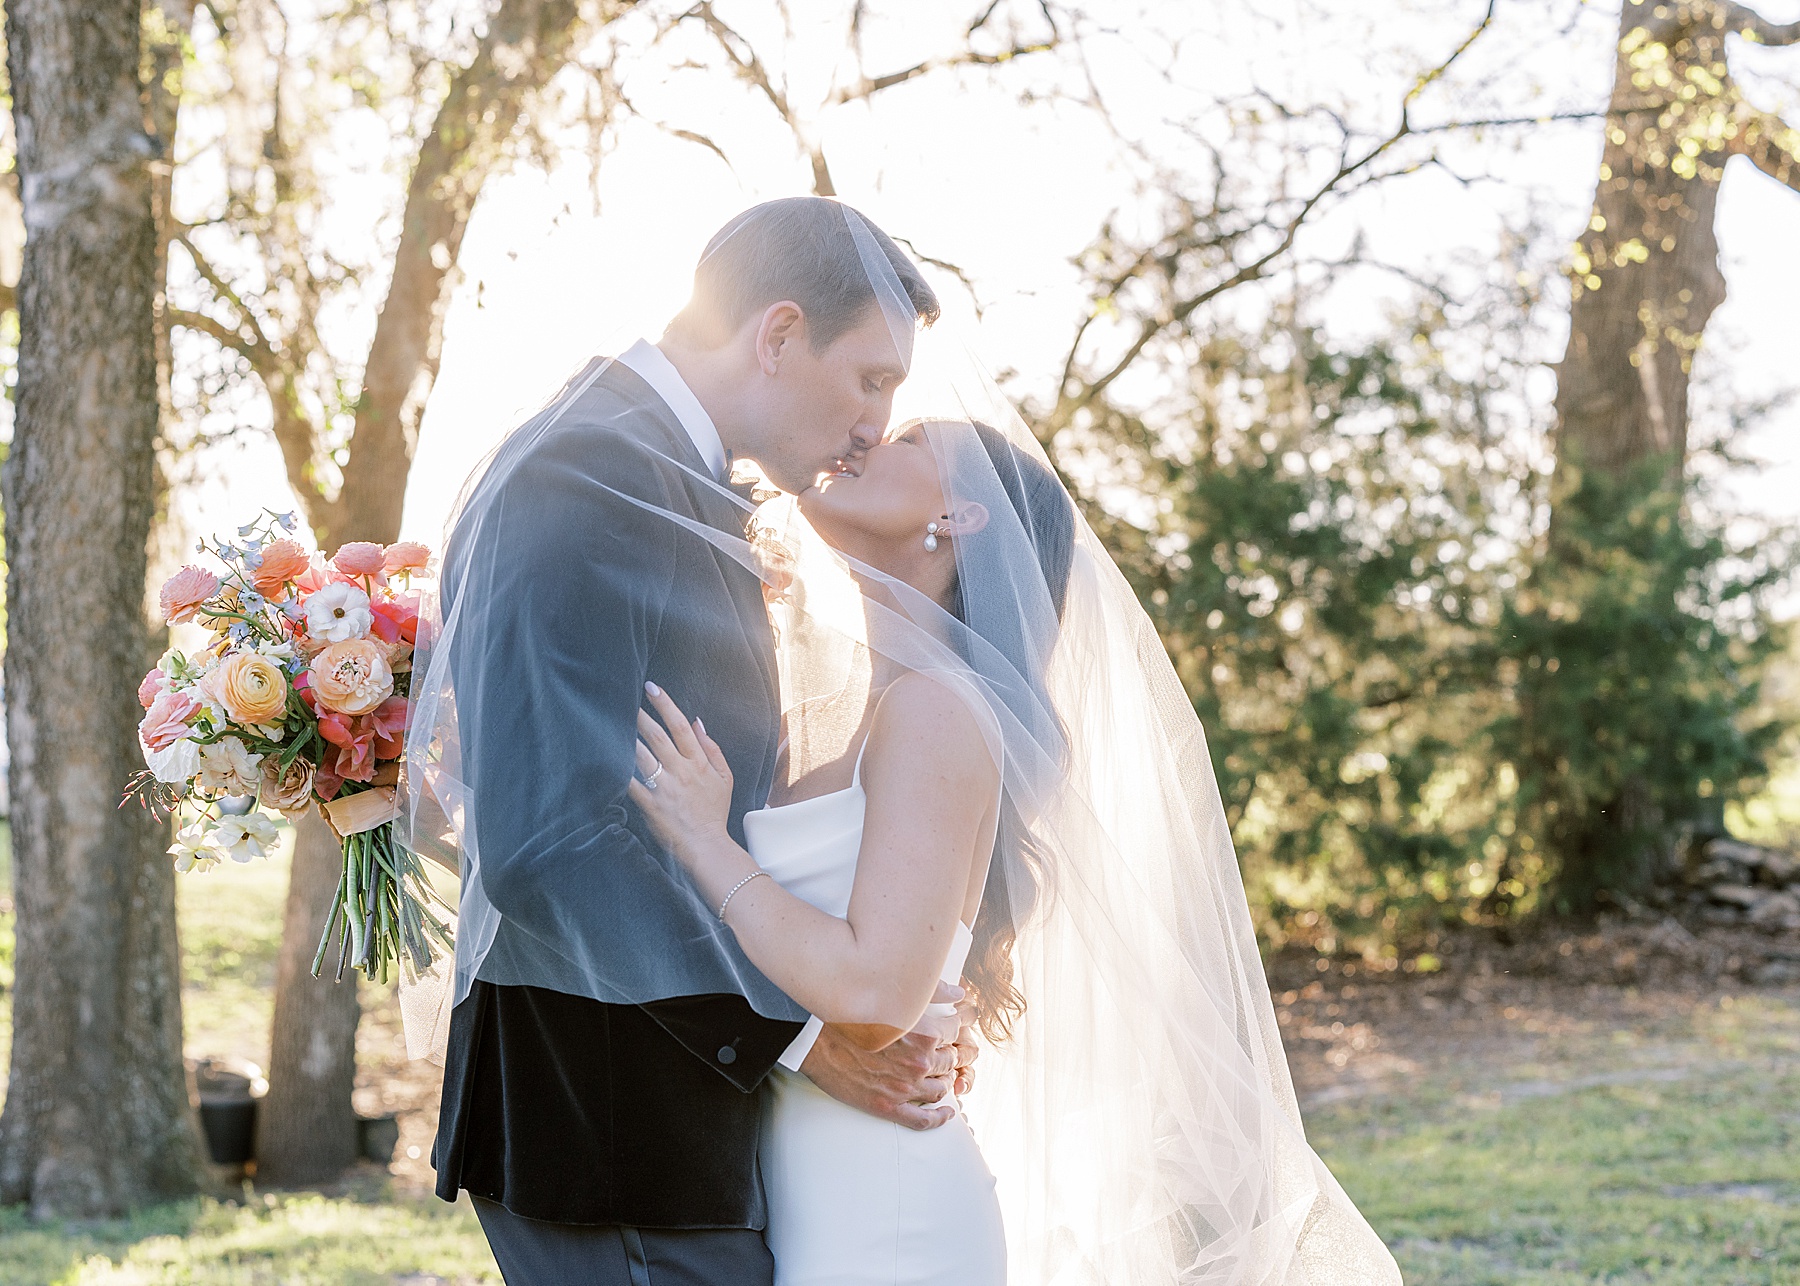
[206,652,290,726]
[160,565,220,624]
[307,638,394,716]
[252,538,312,595]
[332,542,388,578]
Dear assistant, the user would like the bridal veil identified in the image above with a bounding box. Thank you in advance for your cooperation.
[401,199,1402,1285]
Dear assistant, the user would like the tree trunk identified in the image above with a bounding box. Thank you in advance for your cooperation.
[253,811,361,1185]
[0,0,199,1216]
[300,0,594,544]
[252,0,596,1182]
[1551,1,1733,485]
[1540,0,1800,907]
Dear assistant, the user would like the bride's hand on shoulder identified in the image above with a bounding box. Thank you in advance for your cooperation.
[627,682,734,870]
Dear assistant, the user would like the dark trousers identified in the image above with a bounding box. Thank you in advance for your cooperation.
[472,1197,775,1286]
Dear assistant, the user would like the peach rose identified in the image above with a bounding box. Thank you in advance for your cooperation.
[160,565,220,624]
[205,652,290,726]
[259,753,316,816]
[307,638,394,716]
[382,541,431,577]
[138,667,170,709]
[252,538,312,595]
[332,542,388,578]
[140,689,203,752]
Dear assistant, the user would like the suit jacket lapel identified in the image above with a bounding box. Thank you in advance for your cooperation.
[600,359,781,728]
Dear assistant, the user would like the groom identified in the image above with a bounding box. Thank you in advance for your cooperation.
[433,198,967,1284]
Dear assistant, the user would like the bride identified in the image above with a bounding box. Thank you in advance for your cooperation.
[629,352,1401,1283]
[631,416,1070,1285]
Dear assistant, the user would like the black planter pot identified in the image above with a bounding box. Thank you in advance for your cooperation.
[357,1113,400,1164]
[199,1096,258,1165]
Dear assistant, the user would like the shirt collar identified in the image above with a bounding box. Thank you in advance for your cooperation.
[616,339,729,481]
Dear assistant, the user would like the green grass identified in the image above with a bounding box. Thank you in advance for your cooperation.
[1312,993,1800,1284]
[175,830,290,1068]
[7,819,1800,1281]
[0,1191,496,1284]
[0,824,500,1283]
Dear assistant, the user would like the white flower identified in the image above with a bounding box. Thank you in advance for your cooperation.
[210,812,280,864]
[304,582,372,643]
[143,735,201,785]
[195,737,263,796]
[169,822,221,873]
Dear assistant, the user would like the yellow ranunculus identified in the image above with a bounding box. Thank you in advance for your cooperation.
[207,652,290,726]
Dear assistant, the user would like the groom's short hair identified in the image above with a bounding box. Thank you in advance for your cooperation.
[668,198,940,350]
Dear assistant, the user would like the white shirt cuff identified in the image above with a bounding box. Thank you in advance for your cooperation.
[777,1015,824,1072]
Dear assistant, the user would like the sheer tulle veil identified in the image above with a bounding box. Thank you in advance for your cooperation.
[399,201,1401,1284]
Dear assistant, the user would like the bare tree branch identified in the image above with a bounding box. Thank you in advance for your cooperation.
[892,237,985,316]
[830,38,1056,105]
[171,230,276,356]
[1046,0,1503,433]
[689,1,838,194]
[168,307,261,360]
[1732,106,1800,192]
[681,2,1060,198]
[1719,1,1800,46]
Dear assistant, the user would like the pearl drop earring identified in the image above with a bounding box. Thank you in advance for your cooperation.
[924,521,942,552]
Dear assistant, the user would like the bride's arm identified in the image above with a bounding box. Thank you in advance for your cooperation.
[630,677,997,1047]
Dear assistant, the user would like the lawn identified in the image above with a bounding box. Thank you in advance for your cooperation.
[2,824,1799,1283]
[1314,991,1800,1284]
[0,825,497,1284]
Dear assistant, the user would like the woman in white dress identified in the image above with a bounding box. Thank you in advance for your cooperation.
[630,417,1064,1286]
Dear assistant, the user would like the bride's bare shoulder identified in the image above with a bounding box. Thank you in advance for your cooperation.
[866,670,998,785]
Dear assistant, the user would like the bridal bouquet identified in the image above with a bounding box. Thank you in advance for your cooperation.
[125,511,452,984]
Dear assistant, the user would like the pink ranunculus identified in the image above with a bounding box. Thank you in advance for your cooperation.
[332,542,388,579]
[159,566,221,624]
[139,689,203,752]
[382,541,431,577]
[137,667,170,709]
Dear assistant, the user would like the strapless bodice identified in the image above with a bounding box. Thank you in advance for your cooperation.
[746,782,975,1007]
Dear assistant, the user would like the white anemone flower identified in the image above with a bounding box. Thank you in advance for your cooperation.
[195,736,263,796]
[169,822,221,873]
[304,582,373,642]
[210,812,281,864]
[143,735,201,785]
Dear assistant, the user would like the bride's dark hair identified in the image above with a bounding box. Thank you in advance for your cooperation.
[942,422,1076,1041]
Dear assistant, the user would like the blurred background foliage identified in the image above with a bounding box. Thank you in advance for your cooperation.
[1054,292,1795,955]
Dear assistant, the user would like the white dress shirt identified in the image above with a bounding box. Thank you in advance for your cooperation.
[614,338,825,1072]
[615,339,729,481]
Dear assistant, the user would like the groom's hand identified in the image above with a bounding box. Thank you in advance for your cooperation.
[799,985,963,1131]
[952,996,981,1098]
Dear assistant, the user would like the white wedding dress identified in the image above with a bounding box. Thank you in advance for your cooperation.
[744,745,1007,1286]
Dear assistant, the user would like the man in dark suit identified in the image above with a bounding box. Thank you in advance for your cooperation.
[433,199,969,1283]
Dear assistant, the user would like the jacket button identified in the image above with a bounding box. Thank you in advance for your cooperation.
[716,1046,738,1065]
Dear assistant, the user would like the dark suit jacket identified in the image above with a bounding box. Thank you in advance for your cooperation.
[432,358,805,1227]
